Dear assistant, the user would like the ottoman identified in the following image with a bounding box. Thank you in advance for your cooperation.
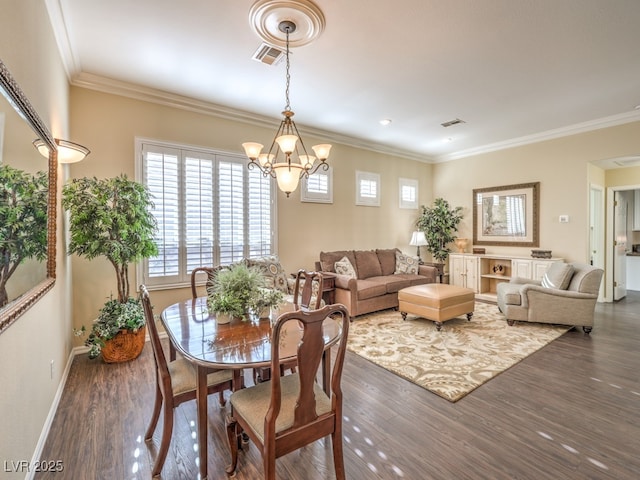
[398,284,475,331]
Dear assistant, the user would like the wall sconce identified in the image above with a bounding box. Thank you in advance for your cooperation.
[33,138,90,164]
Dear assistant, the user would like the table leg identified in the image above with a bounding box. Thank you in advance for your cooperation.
[196,366,208,480]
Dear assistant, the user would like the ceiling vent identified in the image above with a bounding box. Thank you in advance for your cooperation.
[252,43,285,65]
[441,118,466,128]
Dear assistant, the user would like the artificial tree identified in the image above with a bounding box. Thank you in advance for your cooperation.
[62,175,158,359]
[416,197,463,264]
[0,165,48,307]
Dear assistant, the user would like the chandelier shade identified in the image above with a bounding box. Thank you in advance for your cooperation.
[33,138,90,164]
[242,15,331,197]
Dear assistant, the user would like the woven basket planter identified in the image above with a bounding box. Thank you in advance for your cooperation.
[101,325,146,363]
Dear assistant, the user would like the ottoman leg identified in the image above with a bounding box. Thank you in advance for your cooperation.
[466,312,473,321]
[435,321,443,331]
[401,312,407,321]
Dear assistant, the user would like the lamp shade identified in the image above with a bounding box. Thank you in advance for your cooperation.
[33,138,90,164]
[273,163,303,196]
[409,231,428,246]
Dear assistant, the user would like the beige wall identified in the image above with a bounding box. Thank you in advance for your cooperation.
[433,122,640,265]
[68,86,433,330]
[0,1,72,477]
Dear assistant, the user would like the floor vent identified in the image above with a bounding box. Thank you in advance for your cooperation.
[252,43,285,65]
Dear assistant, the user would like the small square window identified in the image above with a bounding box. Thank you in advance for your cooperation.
[301,167,333,203]
[399,178,418,209]
[356,171,380,206]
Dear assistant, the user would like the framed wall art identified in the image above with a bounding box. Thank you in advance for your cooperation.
[473,182,539,247]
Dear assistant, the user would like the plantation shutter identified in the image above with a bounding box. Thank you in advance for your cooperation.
[139,140,275,289]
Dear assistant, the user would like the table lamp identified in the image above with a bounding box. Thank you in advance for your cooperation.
[409,231,428,262]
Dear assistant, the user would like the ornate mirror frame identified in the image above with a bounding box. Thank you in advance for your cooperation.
[0,59,57,334]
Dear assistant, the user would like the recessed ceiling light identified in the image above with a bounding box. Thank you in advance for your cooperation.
[379,119,392,126]
[443,137,453,143]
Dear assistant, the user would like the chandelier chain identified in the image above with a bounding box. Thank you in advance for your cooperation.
[284,27,291,112]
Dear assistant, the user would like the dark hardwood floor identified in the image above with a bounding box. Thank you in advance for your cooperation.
[35,292,640,480]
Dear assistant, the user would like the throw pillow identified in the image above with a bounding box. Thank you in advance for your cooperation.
[334,256,357,278]
[354,250,383,279]
[247,255,289,293]
[541,262,574,290]
[394,251,420,275]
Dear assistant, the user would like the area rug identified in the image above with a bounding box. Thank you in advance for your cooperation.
[347,302,570,402]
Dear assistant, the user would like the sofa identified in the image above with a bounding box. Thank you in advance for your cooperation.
[315,249,437,320]
[496,261,603,333]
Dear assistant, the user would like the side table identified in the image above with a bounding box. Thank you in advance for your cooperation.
[423,262,448,284]
[321,272,337,304]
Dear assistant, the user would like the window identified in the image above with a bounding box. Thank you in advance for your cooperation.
[137,139,276,288]
[300,166,333,203]
[399,178,418,209]
[355,171,380,206]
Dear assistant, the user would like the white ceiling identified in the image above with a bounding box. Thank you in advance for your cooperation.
[47,0,640,164]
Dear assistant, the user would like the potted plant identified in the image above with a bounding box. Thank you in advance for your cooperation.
[63,175,158,361]
[416,197,463,265]
[0,165,48,307]
[207,263,265,321]
[249,287,285,318]
[207,291,244,324]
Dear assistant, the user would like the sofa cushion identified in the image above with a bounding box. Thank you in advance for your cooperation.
[334,256,357,278]
[365,275,411,293]
[246,255,289,293]
[394,251,420,275]
[320,250,357,275]
[355,250,383,279]
[541,262,574,290]
[355,279,388,300]
[376,248,398,276]
[394,273,431,287]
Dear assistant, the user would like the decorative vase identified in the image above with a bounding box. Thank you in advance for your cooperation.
[216,312,232,324]
[454,238,469,253]
[101,326,146,363]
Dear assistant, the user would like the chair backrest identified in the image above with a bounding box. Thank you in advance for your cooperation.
[139,285,172,395]
[267,303,349,436]
[567,263,604,295]
[190,266,223,299]
[292,269,323,310]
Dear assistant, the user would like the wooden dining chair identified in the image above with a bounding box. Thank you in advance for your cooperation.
[225,303,350,480]
[190,265,224,299]
[139,285,234,478]
[292,269,324,310]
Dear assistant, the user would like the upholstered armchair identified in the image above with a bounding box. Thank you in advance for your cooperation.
[496,262,603,333]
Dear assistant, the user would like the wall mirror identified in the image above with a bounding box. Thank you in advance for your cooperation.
[0,59,57,334]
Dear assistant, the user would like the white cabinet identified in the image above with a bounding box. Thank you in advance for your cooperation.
[450,254,479,292]
[627,256,640,291]
[449,254,561,302]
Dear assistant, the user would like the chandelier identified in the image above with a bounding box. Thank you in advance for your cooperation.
[242,19,331,197]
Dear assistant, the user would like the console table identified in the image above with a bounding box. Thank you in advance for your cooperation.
[449,253,562,302]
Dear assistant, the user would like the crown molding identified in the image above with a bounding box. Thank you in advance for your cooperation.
[70,72,434,164]
[436,110,640,163]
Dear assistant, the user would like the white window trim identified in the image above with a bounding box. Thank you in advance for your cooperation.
[355,170,380,207]
[300,166,333,203]
[399,177,419,209]
[134,137,278,290]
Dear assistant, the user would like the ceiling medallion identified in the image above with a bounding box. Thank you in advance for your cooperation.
[249,0,325,48]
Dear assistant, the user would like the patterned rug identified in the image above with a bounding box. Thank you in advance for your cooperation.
[347,302,570,402]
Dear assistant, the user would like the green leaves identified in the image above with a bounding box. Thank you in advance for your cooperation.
[416,198,463,263]
[0,165,48,307]
[62,175,158,302]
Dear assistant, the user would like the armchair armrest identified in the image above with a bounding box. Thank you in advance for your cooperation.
[521,284,597,312]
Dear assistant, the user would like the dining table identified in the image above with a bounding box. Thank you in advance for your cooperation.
[160,296,343,480]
